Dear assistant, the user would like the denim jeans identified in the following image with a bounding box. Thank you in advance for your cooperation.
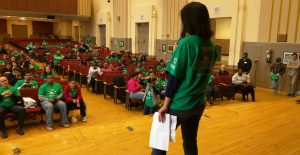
[130,92,145,100]
[151,104,206,155]
[40,100,68,127]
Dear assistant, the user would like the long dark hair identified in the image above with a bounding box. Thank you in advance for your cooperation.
[180,2,213,40]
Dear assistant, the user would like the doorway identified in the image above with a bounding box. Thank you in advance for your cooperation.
[73,26,79,41]
[99,25,106,47]
[136,22,149,54]
[12,25,28,38]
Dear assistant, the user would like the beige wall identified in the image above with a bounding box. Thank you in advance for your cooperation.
[215,18,231,39]
[7,19,33,38]
[258,0,300,43]
[91,0,113,47]
[53,20,72,39]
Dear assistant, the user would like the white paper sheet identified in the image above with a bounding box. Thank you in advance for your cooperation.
[149,112,177,151]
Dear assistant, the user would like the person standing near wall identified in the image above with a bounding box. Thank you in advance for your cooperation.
[151,2,216,155]
[270,57,286,94]
[238,53,252,74]
[287,53,300,97]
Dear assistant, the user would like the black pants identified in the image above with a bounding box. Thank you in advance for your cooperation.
[206,86,220,102]
[0,105,25,131]
[234,85,255,101]
[151,104,206,155]
[66,99,87,117]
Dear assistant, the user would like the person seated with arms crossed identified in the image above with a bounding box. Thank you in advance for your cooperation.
[63,78,87,122]
[232,68,255,102]
[0,76,25,138]
[38,75,69,131]
[15,71,38,89]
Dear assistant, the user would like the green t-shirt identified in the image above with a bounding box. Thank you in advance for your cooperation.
[53,54,64,64]
[26,44,36,50]
[38,82,63,99]
[156,79,167,91]
[71,88,77,97]
[0,86,20,107]
[33,64,40,70]
[166,35,216,110]
[156,65,165,71]
[40,73,56,79]
[105,57,113,62]
[0,60,4,65]
[72,47,78,52]
[145,87,155,107]
[15,79,38,89]
[208,76,214,84]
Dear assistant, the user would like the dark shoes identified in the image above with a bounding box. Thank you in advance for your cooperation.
[16,128,24,135]
[1,131,8,138]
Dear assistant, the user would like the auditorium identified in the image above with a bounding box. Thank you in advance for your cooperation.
[0,0,299,154]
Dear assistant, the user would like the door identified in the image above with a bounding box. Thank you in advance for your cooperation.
[136,22,149,54]
[99,25,106,47]
[12,25,28,38]
[73,26,79,41]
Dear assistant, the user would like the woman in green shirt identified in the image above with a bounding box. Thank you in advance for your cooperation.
[152,2,216,154]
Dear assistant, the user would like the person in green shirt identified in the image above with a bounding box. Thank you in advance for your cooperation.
[156,59,166,71]
[29,59,40,71]
[205,75,220,105]
[155,72,167,97]
[0,76,25,138]
[26,42,36,58]
[135,62,145,72]
[53,51,64,65]
[143,77,159,115]
[40,66,56,80]
[0,60,4,65]
[152,2,216,154]
[15,71,38,89]
[38,75,69,131]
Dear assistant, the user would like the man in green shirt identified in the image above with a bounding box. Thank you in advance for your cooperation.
[53,51,64,65]
[0,76,25,138]
[38,75,69,131]
[15,71,38,89]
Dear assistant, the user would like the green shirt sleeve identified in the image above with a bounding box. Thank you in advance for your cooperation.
[38,84,45,96]
[166,40,188,79]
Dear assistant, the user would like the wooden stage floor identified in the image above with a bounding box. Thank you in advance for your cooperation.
[1,87,300,155]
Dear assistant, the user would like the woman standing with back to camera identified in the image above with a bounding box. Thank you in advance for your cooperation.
[152,2,216,155]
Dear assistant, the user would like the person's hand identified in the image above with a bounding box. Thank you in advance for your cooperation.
[76,99,80,107]
[48,99,55,103]
[73,99,77,103]
[4,90,12,96]
[158,105,169,123]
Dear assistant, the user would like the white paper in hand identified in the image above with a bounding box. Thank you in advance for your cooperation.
[149,112,177,151]
[170,115,177,142]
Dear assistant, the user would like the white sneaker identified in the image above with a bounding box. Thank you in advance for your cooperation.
[71,116,78,123]
[46,126,54,131]
[61,124,70,128]
[82,116,87,122]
